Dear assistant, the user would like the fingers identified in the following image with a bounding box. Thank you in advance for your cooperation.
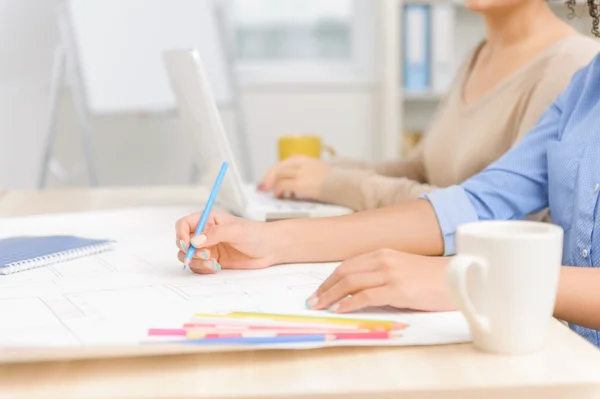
[177,247,211,262]
[329,286,393,313]
[258,168,276,191]
[259,163,287,191]
[190,223,243,250]
[259,157,303,191]
[175,211,236,252]
[191,259,221,275]
[307,271,387,311]
[273,179,297,198]
[177,251,220,274]
[192,248,211,260]
[313,255,379,298]
[175,212,202,251]
[274,166,298,180]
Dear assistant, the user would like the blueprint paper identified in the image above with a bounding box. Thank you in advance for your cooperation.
[0,207,471,351]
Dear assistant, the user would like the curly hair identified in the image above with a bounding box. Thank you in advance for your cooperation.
[566,0,600,37]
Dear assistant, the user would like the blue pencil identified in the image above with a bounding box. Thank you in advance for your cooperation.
[179,334,328,345]
[183,161,229,269]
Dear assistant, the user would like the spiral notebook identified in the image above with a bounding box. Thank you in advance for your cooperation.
[0,236,115,275]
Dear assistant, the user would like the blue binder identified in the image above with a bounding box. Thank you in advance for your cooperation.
[403,4,431,93]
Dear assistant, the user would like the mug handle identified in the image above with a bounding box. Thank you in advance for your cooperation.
[446,255,491,335]
[321,145,336,158]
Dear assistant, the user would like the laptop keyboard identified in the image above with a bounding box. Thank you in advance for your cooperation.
[245,189,317,211]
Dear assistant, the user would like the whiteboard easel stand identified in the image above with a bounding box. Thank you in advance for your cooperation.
[38,2,99,188]
[40,0,251,187]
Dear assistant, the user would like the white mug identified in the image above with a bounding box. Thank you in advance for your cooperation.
[446,220,563,355]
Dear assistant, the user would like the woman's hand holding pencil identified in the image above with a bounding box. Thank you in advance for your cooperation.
[177,161,277,273]
[176,211,275,274]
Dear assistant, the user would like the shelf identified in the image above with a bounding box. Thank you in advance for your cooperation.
[400,0,586,8]
[403,91,442,101]
[400,0,463,4]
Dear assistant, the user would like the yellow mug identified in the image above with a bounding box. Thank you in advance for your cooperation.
[278,135,336,161]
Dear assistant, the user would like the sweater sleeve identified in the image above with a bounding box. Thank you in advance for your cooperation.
[319,143,431,210]
[328,142,426,180]
[319,168,436,211]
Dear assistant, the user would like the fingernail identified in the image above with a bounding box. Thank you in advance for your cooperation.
[201,261,213,270]
[201,251,209,260]
[305,295,318,308]
[179,240,187,252]
[211,260,219,270]
[328,303,340,313]
[191,234,207,247]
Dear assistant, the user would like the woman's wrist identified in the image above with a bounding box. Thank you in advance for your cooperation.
[263,220,296,265]
[264,219,316,265]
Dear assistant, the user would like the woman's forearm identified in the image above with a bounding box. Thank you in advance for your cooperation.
[269,199,444,264]
[554,266,600,331]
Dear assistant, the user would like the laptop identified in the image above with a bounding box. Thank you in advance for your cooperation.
[163,49,353,221]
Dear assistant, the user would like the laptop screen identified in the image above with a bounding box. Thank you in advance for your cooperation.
[163,49,249,215]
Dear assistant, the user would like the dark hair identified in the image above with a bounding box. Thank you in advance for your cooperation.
[566,0,600,37]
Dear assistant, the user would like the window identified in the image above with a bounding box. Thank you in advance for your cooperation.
[233,0,353,61]
[230,0,374,84]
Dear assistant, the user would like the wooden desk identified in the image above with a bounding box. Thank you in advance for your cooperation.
[2,186,600,399]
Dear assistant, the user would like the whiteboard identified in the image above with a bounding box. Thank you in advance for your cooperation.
[66,0,232,114]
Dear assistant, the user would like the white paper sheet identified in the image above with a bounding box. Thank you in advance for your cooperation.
[0,206,471,349]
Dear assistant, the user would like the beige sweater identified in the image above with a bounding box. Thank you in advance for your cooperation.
[320,36,600,211]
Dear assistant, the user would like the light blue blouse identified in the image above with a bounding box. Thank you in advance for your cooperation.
[423,52,600,347]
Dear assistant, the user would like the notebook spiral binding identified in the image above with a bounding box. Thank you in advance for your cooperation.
[1,241,116,275]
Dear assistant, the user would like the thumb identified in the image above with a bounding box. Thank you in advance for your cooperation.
[190,224,242,249]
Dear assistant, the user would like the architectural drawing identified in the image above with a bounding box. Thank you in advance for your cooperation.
[0,207,470,348]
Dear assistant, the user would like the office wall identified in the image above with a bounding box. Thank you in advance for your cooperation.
[0,0,58,189]
[0,0,376,189]
[43,86,376,188]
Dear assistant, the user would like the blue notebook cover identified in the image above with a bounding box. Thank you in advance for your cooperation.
[0,236,115,275]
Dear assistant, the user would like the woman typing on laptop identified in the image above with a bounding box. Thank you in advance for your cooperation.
[257,0,599,212]
[175,2,600,348]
